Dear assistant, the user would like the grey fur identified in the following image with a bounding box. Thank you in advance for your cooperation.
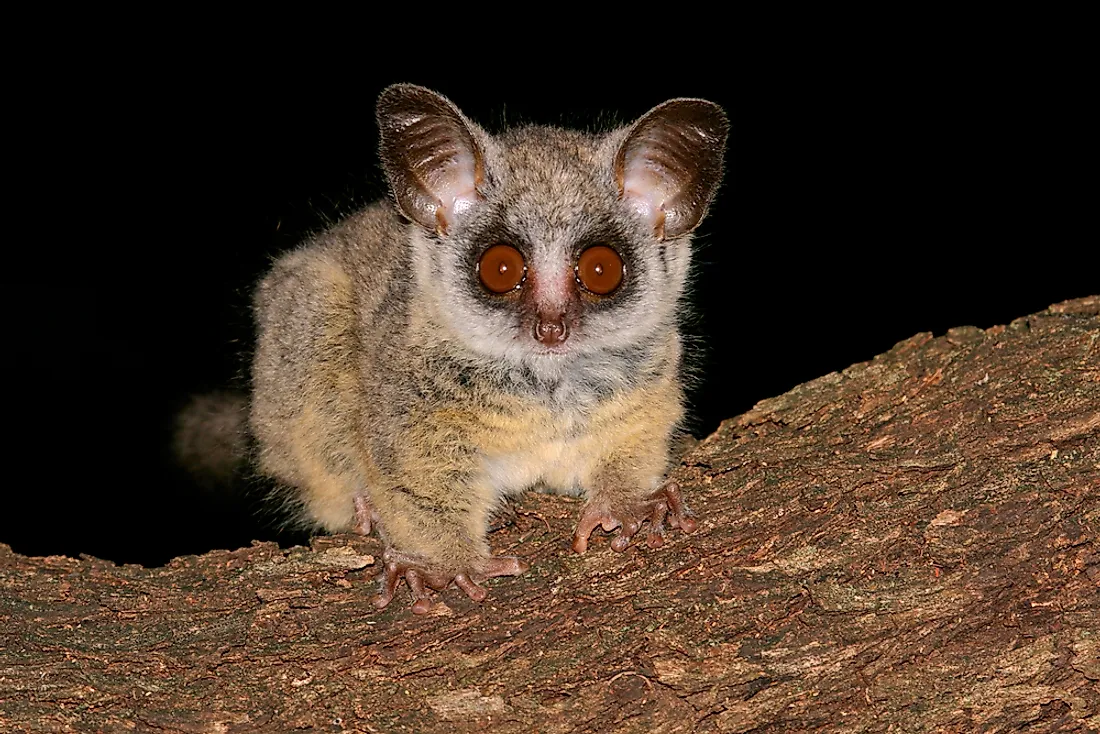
[247,84,728,609]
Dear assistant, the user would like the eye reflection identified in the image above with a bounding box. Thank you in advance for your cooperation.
[576,245,624,295]
[478,244,526,293]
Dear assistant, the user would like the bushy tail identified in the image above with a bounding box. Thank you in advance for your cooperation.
[172,391,250,492]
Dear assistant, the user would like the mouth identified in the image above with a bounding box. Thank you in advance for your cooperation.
[531,342,570,357]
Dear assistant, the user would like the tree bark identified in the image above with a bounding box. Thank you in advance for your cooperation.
[3,297,1098,733]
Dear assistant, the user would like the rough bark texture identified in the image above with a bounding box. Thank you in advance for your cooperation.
[3,297,1098,733]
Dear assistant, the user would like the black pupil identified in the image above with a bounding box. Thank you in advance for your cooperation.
[593,263,604,276]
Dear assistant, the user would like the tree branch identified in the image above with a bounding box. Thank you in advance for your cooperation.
[3,297,1098,733]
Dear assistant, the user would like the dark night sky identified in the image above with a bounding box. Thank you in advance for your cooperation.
[8,43,1095,565]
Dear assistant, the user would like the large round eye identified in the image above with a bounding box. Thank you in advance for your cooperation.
[478,244,526,293]
[575,245,624,295]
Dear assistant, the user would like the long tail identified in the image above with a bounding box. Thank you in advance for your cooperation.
[172,391,250,492]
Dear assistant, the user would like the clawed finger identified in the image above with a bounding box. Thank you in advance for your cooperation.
[372,560,401,609]
[572,510,609,554]
[610,518,643,552]
[574,481,698,554]
[647,500,668,548]
[406,569,435,614]
[353,494,380,536]
[482,556,528,578]
[371,551,527,613]
[659,481,698,533]
[454,573,488,602]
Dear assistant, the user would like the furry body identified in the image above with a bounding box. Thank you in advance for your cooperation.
[248,85,727,610]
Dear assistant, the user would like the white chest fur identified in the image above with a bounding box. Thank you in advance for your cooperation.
[480,430,598,499]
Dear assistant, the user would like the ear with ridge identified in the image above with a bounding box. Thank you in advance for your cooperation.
[615,99,729,239]
[376,84,485,234]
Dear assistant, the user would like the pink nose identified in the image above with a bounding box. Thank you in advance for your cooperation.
[534,314,568,345]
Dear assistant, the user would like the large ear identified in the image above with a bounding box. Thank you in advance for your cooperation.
[615,99,729,239]
[376,84,484,234]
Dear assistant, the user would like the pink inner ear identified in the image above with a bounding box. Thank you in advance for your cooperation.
[432,149,479,228]
[621,154,668,231]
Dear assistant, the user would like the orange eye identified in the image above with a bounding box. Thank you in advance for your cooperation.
[575,245,624,295]
[478,244,526,293]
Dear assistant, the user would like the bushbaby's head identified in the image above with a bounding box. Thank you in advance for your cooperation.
[376,84,727,373]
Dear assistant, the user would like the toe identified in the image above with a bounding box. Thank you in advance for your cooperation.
[454,573,488,602]
[610,518,643,552]
[483,556,528,577]
[572,510,606,554]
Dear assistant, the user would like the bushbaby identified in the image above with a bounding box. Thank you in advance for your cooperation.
[249,84,728,613]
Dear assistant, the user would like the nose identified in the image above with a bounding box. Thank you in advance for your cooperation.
[534,313,568,345]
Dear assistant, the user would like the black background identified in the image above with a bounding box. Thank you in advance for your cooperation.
[7,40,1094,565]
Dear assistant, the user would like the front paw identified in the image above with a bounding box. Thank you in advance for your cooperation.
[372,549,528,615]
[571,480,698,554]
